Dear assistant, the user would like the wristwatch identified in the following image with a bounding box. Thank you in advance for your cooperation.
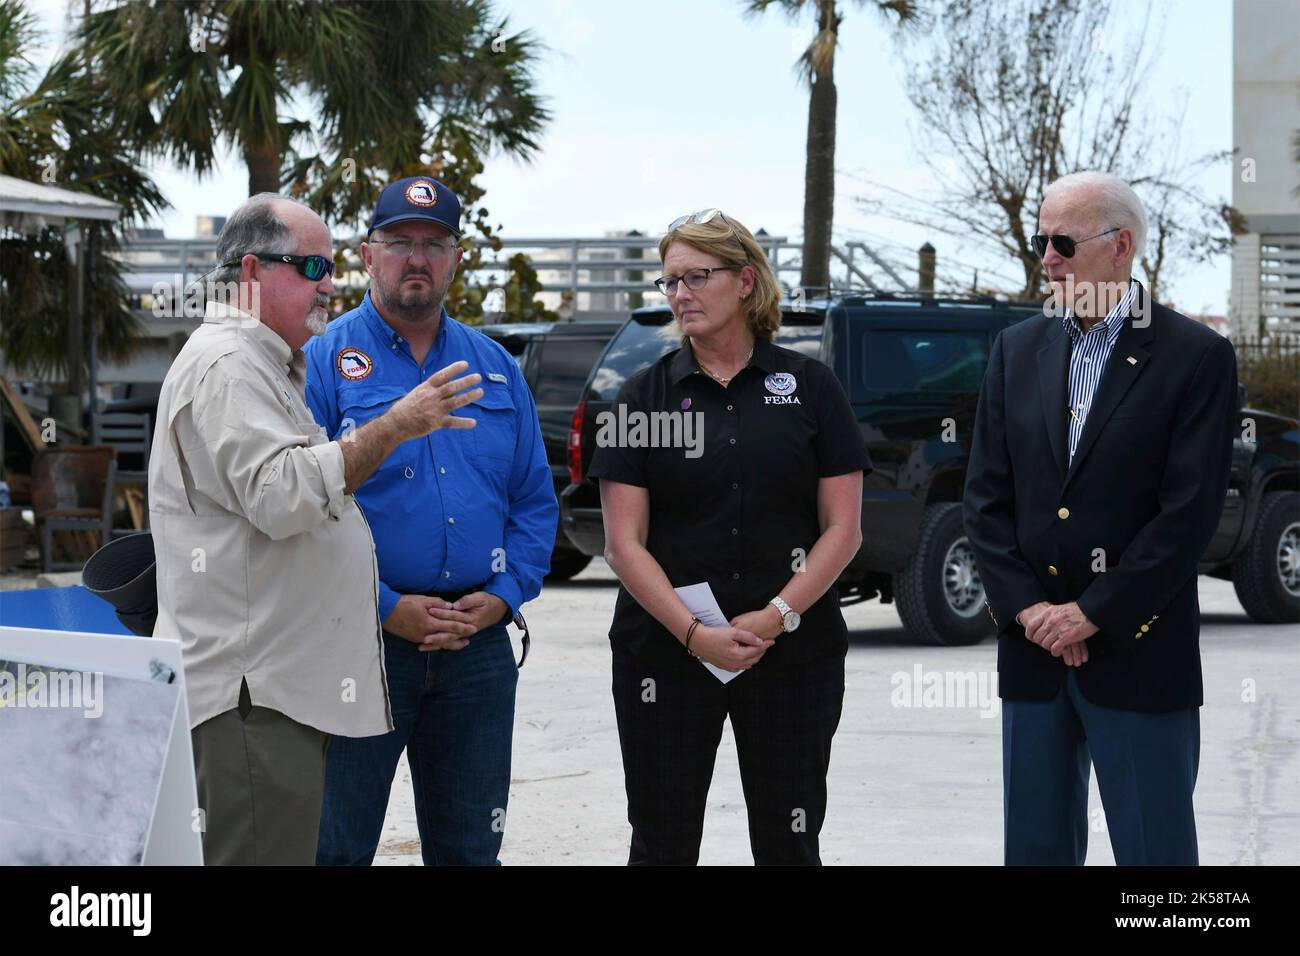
[769,596,801,633]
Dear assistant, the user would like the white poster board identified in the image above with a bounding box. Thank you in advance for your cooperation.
[0,626,202,865]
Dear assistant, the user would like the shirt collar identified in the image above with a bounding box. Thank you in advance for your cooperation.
[669,334,777,384]
[203,299,293,370]
[1061,278,1135,346]
[750,337,778,373]
[668,341,698,384]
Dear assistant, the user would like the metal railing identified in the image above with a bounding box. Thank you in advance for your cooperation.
[115,233,926,320]
[1232,332,1300,355]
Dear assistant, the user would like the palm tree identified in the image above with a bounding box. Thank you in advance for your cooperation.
[747,0,917,291]
[80,0,549,223]
[0,0,166,385]
[79,0,552,321]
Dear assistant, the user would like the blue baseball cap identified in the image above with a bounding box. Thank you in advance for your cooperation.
[369,176,462,238]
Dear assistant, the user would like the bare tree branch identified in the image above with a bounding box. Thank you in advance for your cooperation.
[861,0,1234,301]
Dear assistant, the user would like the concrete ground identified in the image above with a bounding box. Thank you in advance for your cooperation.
[7,555,1291,865]
[367,559,1300,866]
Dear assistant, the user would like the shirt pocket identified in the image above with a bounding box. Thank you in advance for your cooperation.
[339,385,417,475]
[468,386,518,471]
[339,384,406,428]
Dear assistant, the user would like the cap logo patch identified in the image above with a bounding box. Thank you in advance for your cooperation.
[405,181,438,207]
[337,347,374,381]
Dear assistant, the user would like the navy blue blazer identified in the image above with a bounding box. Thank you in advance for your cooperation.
[963,282,1238,713]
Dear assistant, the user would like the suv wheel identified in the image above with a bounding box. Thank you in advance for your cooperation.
[546,548,593,582]
[1232,490,1300,624]
[895,502,995,646]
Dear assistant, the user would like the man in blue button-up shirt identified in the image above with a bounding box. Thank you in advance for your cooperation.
[305,177,556,865]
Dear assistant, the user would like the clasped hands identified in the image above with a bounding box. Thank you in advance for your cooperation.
[384,592,508,652]
[1017,600,1099,667]
[686,604,784,673]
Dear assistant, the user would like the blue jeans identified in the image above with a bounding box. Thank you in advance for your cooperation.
[317,622,518,866]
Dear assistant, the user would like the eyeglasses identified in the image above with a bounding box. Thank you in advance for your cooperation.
[223,253,335,281]
[653,266,739,296]
[1031,228,1120,259]
[369,238,458,258]
[660,208,750,296]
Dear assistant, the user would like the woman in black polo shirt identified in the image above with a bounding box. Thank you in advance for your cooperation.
[588,209,870,865]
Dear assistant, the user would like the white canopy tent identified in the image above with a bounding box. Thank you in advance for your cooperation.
[0,174,121,231]
[0,174,123,458]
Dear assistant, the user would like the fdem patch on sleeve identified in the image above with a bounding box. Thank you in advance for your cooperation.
[337,347,373,381]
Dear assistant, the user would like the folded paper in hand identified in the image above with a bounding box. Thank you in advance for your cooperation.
[673,582,742,684]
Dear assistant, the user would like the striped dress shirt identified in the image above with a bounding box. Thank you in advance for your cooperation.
[1063,279,1137,463]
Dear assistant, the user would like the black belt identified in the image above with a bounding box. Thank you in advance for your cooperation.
[406,586,530,669]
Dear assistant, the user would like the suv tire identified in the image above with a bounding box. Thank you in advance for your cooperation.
[895,502,995,646]
[546,548,593,582]
[1232,490,1300,624]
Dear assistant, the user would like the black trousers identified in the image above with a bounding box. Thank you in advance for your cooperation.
[611,644,845,865]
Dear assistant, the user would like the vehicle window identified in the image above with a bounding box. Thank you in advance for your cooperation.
[533,338,608,406]
[858,330,988,396]
[777,324,824,360]
[481,331,530,370]
[588,317,824,401]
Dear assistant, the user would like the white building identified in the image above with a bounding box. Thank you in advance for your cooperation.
[1230,0,1300,337]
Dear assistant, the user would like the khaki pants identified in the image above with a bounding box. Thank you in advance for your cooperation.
[191,678,329,865]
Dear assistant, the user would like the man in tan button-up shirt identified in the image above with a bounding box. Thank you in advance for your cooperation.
[150,194,484,864]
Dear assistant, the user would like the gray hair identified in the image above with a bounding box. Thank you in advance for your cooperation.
[1042,171,1148,261]
[209,193,303,287]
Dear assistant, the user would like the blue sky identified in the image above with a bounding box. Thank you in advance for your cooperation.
[30,0,1234,312]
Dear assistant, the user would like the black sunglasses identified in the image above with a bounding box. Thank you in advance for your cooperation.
[1031,228,1120,259]
[223,252,336,281]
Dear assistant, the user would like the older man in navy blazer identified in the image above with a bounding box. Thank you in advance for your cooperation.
[964,171,1238,865]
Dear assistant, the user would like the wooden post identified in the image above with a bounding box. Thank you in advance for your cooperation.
[918,242,936,296]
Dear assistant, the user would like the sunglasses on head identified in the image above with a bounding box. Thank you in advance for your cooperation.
[223,252,336,281]
[1031,228,1120,259]
[669,208,731,231]
[667,208,750,260]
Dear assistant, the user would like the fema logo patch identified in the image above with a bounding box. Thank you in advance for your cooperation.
[763,371,800,405]
[404,180,437,207]
[337,347,373,381]
[764,372,797,396]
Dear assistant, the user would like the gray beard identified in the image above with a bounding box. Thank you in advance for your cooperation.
[305,311,328,336]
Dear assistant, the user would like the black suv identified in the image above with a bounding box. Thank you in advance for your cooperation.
[478,319,623,579]
[560,296,1300,644]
